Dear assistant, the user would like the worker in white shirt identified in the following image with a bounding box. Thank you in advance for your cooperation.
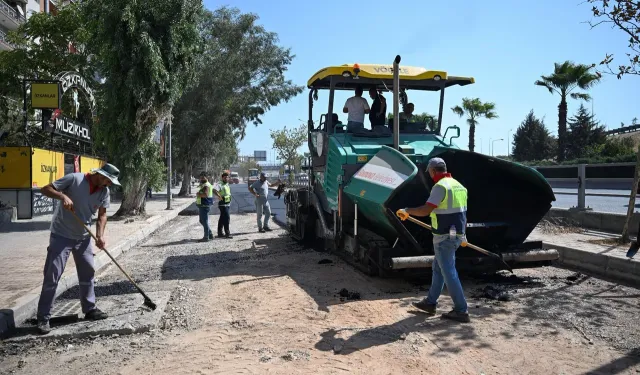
[343,85,370,133]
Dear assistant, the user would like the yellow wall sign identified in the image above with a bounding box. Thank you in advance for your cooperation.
[357,155,368,163]
[31,148,64,187]
[0,147,31,188]
[31,82,60,109]
[80,156,105,173]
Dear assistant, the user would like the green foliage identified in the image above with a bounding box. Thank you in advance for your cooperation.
[0,4,94,145]
[520,153,638,167]
[172,6,303,177]
[588,0,640,79]
[238,159,259,178]
[534,61,601,161]
[82,0,203,214]
[565,104,607,160]
[451,98,498,152]
[512,110,557,162]
[586,137,635,158]
[387,112,437,130]
[270,124,307,170]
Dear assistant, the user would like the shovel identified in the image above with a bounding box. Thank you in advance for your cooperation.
[400,214,514,273]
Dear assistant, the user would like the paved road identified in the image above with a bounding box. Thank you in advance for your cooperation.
[551,188,638,214]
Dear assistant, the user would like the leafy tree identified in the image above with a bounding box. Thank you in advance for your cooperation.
[512,110,557,162]
[0,4,95,146]
[565,104,607,160]
[587,0,639,79]
[172,7,303,196]
[451,98,498,152]
[589,137,636,158]
[83,0,203,216]
[238,159,259,178]
[270,124,307,183]
[387,112,437,130]
[535,61,601,162]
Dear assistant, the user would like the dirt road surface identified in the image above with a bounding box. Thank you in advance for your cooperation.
[1,189,639,374]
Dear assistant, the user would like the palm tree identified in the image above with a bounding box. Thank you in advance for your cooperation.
[451,98,498,152]
[535,61,601,162]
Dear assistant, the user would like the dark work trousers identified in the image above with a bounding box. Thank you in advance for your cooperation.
[198,205,212,238]
[37,233,96,322]
[218,205,231,236]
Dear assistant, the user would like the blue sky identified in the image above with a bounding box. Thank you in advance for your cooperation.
[205,0,639,159]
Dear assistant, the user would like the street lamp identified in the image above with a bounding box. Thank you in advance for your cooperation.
[492,138,503,156]
[479,138,482,154]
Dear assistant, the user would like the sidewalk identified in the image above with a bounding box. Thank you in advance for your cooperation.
[0,188,193,336]
[527,227,640,286]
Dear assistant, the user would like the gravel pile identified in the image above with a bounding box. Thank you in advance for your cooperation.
[537,217,584,234]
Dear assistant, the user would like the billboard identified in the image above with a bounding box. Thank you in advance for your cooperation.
[254,150,267,161]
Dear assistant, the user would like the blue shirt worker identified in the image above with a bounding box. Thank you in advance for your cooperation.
[36,163,120,334]
[248,173,282,233]
[215,172,233,239]
[196,172,214,242]
[397,157,470,323]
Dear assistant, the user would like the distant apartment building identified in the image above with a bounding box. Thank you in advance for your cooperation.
[1,0,74,51]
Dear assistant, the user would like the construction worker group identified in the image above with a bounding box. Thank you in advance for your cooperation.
[34,157,470,337]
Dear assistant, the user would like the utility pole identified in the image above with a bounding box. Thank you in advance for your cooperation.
[166,115,172,210]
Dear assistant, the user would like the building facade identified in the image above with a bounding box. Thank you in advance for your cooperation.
[0,0,74,51]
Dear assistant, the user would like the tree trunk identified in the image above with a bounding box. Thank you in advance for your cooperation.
[621,145,640,242]
[179,159,190,196]
[557,95,568,162]
[468,124,475,152]
[187,163,192,195]
[114,175,148,217]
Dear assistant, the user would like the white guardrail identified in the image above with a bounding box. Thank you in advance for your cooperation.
[534,163,635,209]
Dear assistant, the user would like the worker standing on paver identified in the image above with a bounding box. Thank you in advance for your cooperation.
[196,172,214,242]
[36,163,121,334]
[397,157,470,323]
[214,172,233,239]
[248,173,281,233]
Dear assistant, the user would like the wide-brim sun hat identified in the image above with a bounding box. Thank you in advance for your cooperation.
[91,163,121,186]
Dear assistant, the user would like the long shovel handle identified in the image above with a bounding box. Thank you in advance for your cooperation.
[70,212,157,309]
[404,215,513,272]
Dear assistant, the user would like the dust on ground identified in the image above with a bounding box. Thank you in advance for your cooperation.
[1,213,640,375]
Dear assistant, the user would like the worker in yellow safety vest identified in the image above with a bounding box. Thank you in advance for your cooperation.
[396,157,470,323]
[214,172,233,238]
[196,172,214,242]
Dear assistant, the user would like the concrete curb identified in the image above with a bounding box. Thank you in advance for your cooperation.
[0,199,193,338]
[547,208,640,236]
[544,243,640,286]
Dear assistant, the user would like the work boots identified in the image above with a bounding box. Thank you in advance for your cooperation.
[37,320,51,335]
[412,299,436,315]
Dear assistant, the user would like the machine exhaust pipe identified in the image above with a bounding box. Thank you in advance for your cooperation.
[392,55,401,150]
[388,249,559,270]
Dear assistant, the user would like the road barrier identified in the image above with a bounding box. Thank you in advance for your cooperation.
[533,163,636,210]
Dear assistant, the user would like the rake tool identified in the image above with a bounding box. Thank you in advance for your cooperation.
[400,213,514,273]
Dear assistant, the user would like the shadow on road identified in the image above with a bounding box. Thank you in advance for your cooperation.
[314,311,489,356]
